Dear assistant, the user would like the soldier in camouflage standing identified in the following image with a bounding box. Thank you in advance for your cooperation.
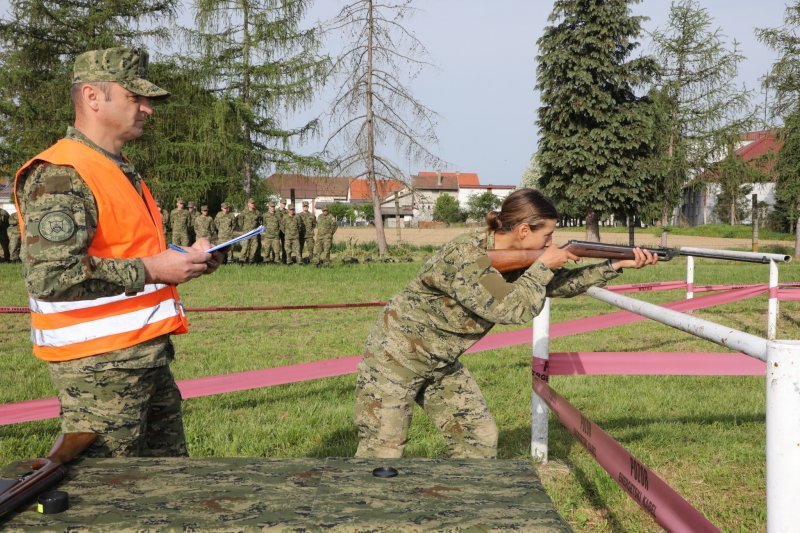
[193,205,215,241]
[169,198,191,246]
[314,205,337,266]
[187,201,197,243]
[7,214,20,262]
[214,202,236,264]
[261,201,281,264]
[277,198,287,263]
[13,47,224,458]
[298,201,316,263]
[0,207,9,262]
[280,204,301,265]
[238,198,262,264]
[353,189,659,459]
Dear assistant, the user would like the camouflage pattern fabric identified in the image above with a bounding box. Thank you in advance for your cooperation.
[298,209,316,261]
[261,210,281,263]
[72,47,169,98]
[169,207,191,246]
[187,207,197,242]
[7,216,20,262]
[48,346,187,458]
[276,207,287,263]
[214,211,236,263]
[314,212,337,265]
[238,208,262,264]
[355,231,620,459]
[0,457,571,531]
[0,207,9,262]
[192,213,215,240]
[281,214,301,264]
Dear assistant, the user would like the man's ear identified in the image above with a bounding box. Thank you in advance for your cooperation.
[81,84,101,111]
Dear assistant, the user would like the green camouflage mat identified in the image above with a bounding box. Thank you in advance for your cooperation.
[1,457,571,531]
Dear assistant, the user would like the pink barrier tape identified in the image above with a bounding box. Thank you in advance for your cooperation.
[0,307,27,314]
[0,286,771,426]
[778,288,800,301]
[0,357,363,425]
[536,352,764,376]
[605,281,687,293]
[769,287,779,299]
[533,376,720,532]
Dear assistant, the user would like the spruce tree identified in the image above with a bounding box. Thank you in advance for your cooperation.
[536,0,657,241]
[186,0,328,195]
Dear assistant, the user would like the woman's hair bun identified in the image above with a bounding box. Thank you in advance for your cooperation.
[484,210,502,231]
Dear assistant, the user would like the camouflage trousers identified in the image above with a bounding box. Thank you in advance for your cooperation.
[239,235,260,263]
[262,237,282,263]
[48,362,187,458]
[354,353,498,459]
[8,233,19,261]
[171,230,190,247]
[0,234,8,262]
[300,236,315,261]
[284,237,300,264]
[314,237,333,264]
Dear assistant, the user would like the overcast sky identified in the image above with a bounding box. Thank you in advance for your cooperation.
[0,0,788,186]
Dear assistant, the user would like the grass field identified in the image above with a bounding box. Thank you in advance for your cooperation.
[1,247,798,532]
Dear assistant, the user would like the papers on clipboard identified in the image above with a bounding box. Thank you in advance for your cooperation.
[206,225,265,253]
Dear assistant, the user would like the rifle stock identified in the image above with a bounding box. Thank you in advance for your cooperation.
[0,432,96,520]
[487,241,674,274]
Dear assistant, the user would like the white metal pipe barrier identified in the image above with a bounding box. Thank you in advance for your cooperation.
[530,298,551,462]
[530,285,800,530]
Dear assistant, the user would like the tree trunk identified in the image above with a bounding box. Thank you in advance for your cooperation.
[628,214,635,246]
[585,208,600,242]
[660,201,669,247]
[365,0,388,255]
[241,0,252,195]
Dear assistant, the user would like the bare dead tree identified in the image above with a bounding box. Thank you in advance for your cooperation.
[323,0,442,254]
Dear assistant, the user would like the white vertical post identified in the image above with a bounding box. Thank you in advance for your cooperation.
[531,298,551,463]
[766,340,800,531]
[768,259,779,340]
[686,255,694,300]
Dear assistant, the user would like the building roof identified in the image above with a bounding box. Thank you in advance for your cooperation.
[459,184,516,191]
[265,174,350,198]
[348,178,405,201]
[414,172,480,189]
[736,130,782,177]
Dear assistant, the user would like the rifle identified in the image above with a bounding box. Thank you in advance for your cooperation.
[0,432,96,519]
[487,240,792,274]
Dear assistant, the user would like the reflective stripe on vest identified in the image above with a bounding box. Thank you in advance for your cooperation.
[15,139,188,361]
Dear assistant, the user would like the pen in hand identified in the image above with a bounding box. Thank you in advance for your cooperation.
[168,243,188,253]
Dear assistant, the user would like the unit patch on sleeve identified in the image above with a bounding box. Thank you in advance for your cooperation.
[38,211,76,243]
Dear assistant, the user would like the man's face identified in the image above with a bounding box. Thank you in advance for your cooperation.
[177,202,185,209]
[201,209,208,216]
[303,206,309,212]
[248,202,255,211]
[97,83,153,142]
[222,207,230,213]
[269,206,275,212]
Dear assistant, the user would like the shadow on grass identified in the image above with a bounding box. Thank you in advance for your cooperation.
[308,426,358,458]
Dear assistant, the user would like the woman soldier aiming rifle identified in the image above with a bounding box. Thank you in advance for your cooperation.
[354,188,658,459]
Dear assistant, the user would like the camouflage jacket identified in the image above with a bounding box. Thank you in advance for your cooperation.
[239,209,262,232]
[169,208,190,234]
[280,214,301,239]
[298,211,316,237]
[0,208,8,231]
[262,211,281,238]
[193,214,215,240]
[316,213,337,239]
[15,127,170,371]
[214,212,236,240]
[363,231,620,368]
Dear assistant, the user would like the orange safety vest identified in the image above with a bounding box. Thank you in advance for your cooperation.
[15,138,189,362]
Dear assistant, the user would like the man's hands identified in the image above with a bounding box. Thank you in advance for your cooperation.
[611,247,659,270]
[142,238,226,285]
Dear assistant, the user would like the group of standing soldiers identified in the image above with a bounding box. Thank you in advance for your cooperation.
[0,207,21,263]
[155,197,338,266]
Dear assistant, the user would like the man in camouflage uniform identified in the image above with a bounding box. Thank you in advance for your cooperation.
[261,201,281,264]
[169,198,191,246]
[7,214,20,262]
[314,205,337,266]
[280,204,302,264]
[193,205,215,241]
[237,198,261,264]
[298,201,316,263]
[187,201,198,243]
[0,207,9,262]
[277,198,287,263]
[14,47,223,458]
[214,202,236,264]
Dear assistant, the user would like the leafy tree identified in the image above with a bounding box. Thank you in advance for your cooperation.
[465,192,502,223]
[323,0,442,255]
[776,109,800,256]
[757,2,800,117]
[713,142,760,225]
[186,0,328,195]
[0,0,178,174]
[536,0,657,242]
[358,202,375,223]
[650,0,753,245]
[327,201,351,223]
[520,154,542,189]
[432,194,463,224]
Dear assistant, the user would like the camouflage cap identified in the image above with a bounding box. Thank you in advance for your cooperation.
[279,199,286,204]
[200,205,208,211]
[247,198,256,204]
[221,202,231,209]
[188,201,196,208]
[73,47,169,99]
[288,205,295,211]
[302,201,309,207]
[268,201,276,207]
[322,205,329,211]
[176,197,185,204]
